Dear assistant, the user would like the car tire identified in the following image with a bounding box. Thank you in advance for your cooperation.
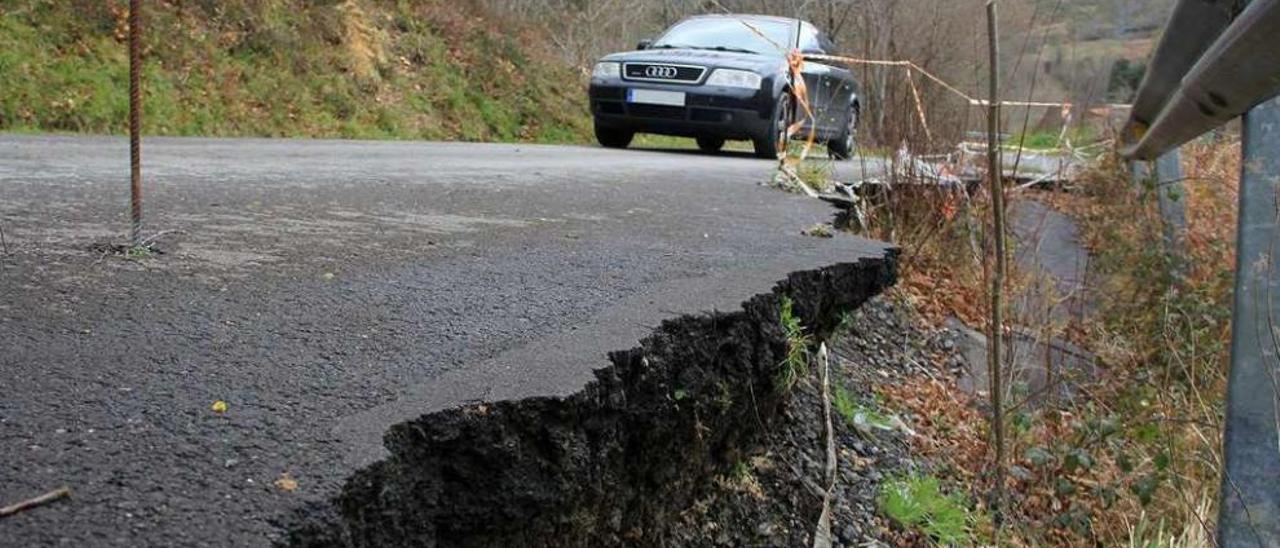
[595,126,634,149]
[753,92,792,160]
[828,104,859,160]
[696,136,725,153]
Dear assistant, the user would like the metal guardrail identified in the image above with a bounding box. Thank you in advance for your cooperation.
[1121,1,1280,545]
[1123,0,1280,160]
[1123,0,1236,151]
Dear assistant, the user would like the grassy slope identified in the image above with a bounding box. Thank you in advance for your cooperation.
[0,0,591,143]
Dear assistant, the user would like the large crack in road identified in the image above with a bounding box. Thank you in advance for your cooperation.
[286,256,896,547]
[0,135,889,546]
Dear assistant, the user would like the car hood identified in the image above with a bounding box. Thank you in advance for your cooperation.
[600,48,785,74]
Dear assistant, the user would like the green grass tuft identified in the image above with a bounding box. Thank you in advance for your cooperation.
[878,474,976,546]
[775,296,812,392]
[832,385,894,431]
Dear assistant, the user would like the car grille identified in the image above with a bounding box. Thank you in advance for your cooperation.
[622,63,706,84]
[627,104,686,120]
[597,102,625,115]
[690,108,730,123]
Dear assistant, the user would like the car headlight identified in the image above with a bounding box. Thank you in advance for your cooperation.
[705,69,763,89]
[592,62,621,79]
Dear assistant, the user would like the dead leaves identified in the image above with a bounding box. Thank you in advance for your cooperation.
[274,473,298,492]
[879,379,987,481]
[896,268,985,328]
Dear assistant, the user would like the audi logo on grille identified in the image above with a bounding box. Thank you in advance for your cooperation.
[645,65,680,79]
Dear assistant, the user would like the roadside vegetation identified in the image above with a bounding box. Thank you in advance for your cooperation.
[1048,140,1235,545]
[0,1,590,142]
[824,134,1240,545]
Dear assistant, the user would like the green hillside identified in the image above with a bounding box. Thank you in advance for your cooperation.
[0,0,591,142]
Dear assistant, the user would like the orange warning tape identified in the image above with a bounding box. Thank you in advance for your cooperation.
[805,53,1133,110]
[904,69,933,143]
[784,50,819,165]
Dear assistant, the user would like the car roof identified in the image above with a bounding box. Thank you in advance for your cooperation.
[686,13,803,24]
[684,13,807,26]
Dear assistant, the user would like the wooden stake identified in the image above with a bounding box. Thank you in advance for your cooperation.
[984,0,1008,526]
[0,487,71,518]
[811,344,836,548]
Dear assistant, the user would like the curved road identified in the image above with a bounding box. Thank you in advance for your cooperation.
[0,135,888,546]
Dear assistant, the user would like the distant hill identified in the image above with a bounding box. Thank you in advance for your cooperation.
[0,1,591,142]
[1043,0,1175,41]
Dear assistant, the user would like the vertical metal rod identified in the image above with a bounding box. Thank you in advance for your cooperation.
[1218,95,1280,548]
[1154,149,1188,280]
[129,0,143,248]
[984,0,1008,524]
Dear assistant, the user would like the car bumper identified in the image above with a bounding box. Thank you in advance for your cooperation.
[589,82,775,141]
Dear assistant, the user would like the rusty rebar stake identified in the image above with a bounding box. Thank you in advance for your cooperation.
[128,0,143,248]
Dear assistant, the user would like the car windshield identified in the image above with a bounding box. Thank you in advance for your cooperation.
[652,18,793,56]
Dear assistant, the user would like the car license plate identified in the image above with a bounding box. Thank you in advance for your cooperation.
[627,89,686,107]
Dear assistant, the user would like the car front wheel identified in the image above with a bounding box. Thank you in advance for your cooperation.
[595,126,634,149]
[753,92,792,160]
[828,104,859,160]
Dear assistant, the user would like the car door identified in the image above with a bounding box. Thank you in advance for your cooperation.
[797,24,840,136]
[818,31,859,134]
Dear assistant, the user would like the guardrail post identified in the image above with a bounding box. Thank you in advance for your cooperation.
[1129,155,1189,280]
[1131,159,1151,194]
[1154,149,1188,280]
[1219,94,1280,547]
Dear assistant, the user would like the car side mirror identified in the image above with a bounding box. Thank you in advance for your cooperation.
[637,39,653,50]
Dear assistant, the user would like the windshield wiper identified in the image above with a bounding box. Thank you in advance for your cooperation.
[696,46,761,55]
[650,44,759,55]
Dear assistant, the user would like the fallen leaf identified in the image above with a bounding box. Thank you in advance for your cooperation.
[275,473,298,492]
[211,400,228,413]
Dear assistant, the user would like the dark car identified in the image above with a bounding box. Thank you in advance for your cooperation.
[589,14,861,159]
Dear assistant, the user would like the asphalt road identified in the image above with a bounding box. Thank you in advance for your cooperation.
[0,135,889,546]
